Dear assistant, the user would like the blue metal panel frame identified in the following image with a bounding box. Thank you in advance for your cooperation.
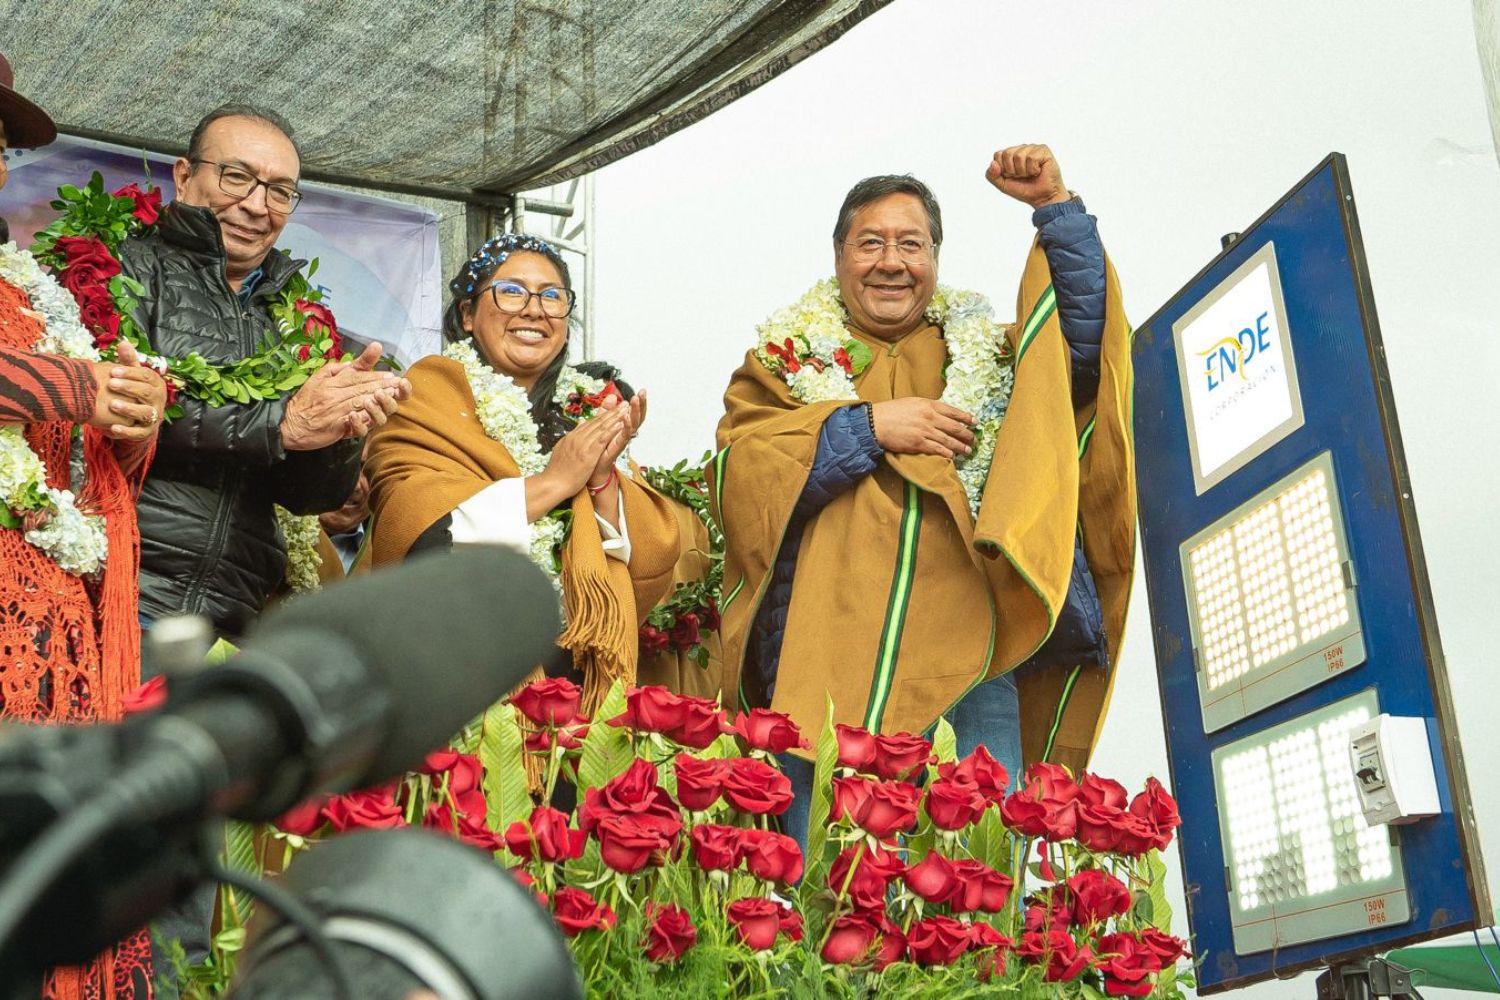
[1132,153,1489,992]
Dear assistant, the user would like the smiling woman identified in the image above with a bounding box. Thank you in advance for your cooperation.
[364,232,681,721]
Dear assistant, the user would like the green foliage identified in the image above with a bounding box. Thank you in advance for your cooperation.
[802,697,839,891]
[480,698,530,865]
[577,679,632,790]
[843,338,873,377]
[639,453,725,666]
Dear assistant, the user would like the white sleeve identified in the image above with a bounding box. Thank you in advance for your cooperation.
[449,478,530,555]
[596,491,631,564]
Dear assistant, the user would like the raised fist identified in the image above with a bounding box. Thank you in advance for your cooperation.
[985,144,1069,209]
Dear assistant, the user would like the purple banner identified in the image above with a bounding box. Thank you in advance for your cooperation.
[3,135,442,365]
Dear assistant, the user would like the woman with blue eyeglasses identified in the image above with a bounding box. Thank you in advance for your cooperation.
[365,233,679,722]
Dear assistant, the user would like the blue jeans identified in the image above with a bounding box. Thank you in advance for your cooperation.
[779,670,1022,860]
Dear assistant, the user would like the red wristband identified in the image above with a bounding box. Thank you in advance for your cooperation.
[587,467,618,496]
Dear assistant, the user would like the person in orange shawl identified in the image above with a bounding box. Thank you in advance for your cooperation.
[710,145,1135,843]
[0,52,168,1000]
[365,234,678,716]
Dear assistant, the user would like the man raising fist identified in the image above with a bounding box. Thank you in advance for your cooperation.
[711,144,1133,851]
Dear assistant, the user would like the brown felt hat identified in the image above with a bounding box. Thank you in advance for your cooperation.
[0,52,58,149]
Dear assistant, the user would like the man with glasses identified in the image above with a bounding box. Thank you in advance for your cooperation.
[119,103,412,642]
[711,145,1137,843]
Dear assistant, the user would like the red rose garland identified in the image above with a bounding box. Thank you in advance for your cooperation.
[31,172,369,419]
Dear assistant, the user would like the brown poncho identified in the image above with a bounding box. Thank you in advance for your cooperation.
[710,242,1135,773]
[365,355,679,712]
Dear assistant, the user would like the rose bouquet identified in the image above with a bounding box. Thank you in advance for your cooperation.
[160,674,1194,997]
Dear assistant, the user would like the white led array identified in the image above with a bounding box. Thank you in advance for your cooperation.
[1187,465,1353,691]
[1220,702,1394,912]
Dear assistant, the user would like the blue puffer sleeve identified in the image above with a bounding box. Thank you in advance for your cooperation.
[1033,198,1106,408]
[793,403,883,521]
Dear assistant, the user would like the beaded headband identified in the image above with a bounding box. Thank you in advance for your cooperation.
[451,233,564,297]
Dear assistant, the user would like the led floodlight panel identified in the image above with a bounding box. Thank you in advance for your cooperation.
[1133,154,1488,992]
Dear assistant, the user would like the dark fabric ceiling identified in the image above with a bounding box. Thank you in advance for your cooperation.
[2,0,893,201]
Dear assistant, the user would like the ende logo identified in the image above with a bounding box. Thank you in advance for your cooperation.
[1198,311,1273,392]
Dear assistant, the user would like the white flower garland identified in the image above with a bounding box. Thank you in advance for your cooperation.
[275,505,323,595]
[0,242,109,574]
[753,278,1015,516]
[443,340,575,587]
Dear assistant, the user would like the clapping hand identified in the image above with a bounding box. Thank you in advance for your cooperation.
[281,342,413,451]
[89,338,168,442]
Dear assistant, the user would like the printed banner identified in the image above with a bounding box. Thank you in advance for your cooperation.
[2,135,442,366]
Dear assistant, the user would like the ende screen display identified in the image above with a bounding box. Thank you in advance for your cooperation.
[1132,154,1489,992]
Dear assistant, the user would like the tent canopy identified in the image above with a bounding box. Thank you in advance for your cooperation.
[3,0,890,202]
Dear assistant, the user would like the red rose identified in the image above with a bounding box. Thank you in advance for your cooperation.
[523,721,588,754]
[725,897,789,951]
[779,905,804,943]
[1137,927,1190,965]
[1079,772,1129,811]
[969,922,1012,951]
[835,723,879,772]
[121,675,167,715]
[1017,928,1092,982]
[322,785,404,831]
[425,801,502,851]
[1003,762,1082,841]
[639,623,671,655]
[643,902,696,963]
[54,236,121,298]
[829,843,905,910]
[510,676,583,727]
[700,598,721,633]
[732,708,809,754]
[593,812,672,873]
[947,859,1014,914]
[297,298,338,338]
[906,914,973,966]
[903,851,960,904]
[938,744,1011,801]
[829,776,921,838]
[296,343,312,361]
[1129,777,1182,851]
[73,282,120,343]
[721,756,794,816]
[1112,810,1163,857]
[689,823,743,872]
[674,754,732,811]
[275,797,328,836]
[924,778,989,830]
[112,182,161,226]
[869,731,933,781]
[669,698,734,750]
[1095,932,1163,997]
[833,346,853,374]
[552,886,615,937]
[578,758,681,840]
[431,753,487,819]
[504,805,585,864]
[820,911,883,965]
[669,612,701,650]
[1068,869,1132,926]
[739,828,804,885]
[1025,885,1075,932]
[608,685,688,734]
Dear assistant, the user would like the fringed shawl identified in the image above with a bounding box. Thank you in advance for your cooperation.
[364,354,679,714]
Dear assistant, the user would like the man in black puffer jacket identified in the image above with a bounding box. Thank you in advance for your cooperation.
[121,104,411,637]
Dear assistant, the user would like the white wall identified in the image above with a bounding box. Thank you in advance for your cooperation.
[590,2,1500,995]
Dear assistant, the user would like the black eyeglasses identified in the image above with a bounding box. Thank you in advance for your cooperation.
[192,159,302,214]
[840,237,935,264]
[489,279,575,318]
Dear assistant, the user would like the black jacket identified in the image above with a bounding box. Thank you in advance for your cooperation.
[120,202,360,636]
